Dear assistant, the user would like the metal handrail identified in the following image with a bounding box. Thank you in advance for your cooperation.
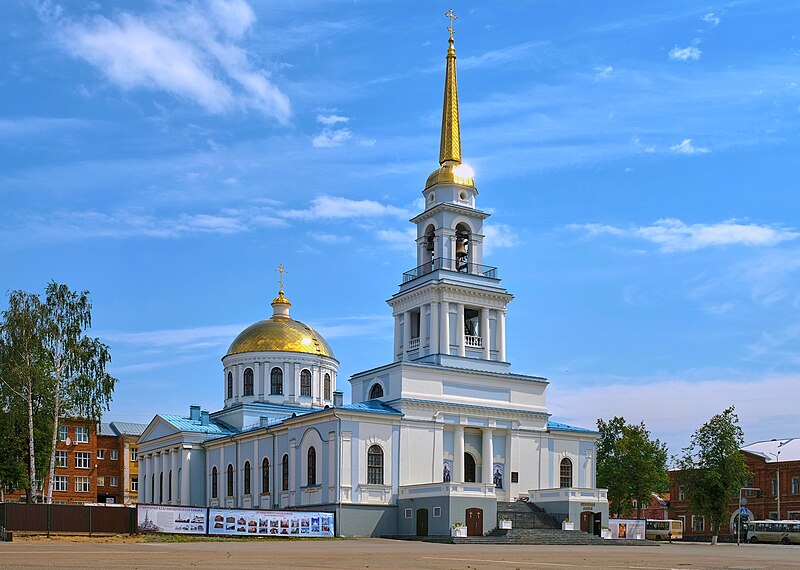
[402,257,498,283]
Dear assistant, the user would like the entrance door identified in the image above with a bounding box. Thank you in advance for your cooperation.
[592,513,602,536]
[416,508,428,536]
[580,511,590,532]
[466,508,483,537]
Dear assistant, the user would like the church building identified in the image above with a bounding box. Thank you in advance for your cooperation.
[137,22,609,537]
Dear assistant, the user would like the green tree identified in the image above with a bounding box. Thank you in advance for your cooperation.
[596,416,669,518]
[42,282,117,503]
[676,406,750,543]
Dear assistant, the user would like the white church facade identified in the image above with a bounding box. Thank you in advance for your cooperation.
[137,26,609,537]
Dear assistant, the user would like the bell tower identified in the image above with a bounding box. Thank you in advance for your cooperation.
[388,18,513,373]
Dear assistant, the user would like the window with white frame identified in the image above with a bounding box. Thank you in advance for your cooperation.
[692,515,704,532]
[53,475,68,492]
[678,515,686,531]
[771,479,778,496]
[110,449,118,460]
[75,426,89,443]
[768,511,779,520]
[56,450,68,468]
[433,506,442,518]
[110,476,119,487]
[58,425,68,441]
[131,478,139,492]
[792,477,800,495]
[75,452,91,469]
[788,511,800,520]
[131,448,138,461]
[75,476,90,493]
[404,508,412,519]
[679,485,686,501]
[97,449,105,460]
[97,476,105,487]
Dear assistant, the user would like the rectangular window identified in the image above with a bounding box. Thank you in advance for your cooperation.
[769,511,779,520]
[53,475,68,492]
[678,515,686,532]
[56,450,68,468]
[75,451,91,469]
[97,476,105,487]
[75,426,89,443]
[110,449,118,461]
[404,508,412,519]
[511,472,519,483]
[791,477,800,495]
[692,515,704,532]
[433,506,442,518]
[131,448,138,461]
[679,486,686,501]
[788,512,800,520]
[110,476,119,487]
[771,479,778,496]
[75,476,90,493]
[58,425,68,441]
[97,449,105,460]
[131,478,139,492]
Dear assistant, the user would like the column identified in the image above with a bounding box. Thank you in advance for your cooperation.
[481,308,491,360]
[419,304,428,352]
[430,301,440,354]
[457,303,466,356]
[482,428,494,486]
[402,310,411,360]
[234,364,242,402]
[255,362,263,397]
[140,454,149,503]
[498,309,506,362]
[394,315,401,361]
[155,452,163,503]
[454,425,465,483]
[289,439,297,506]
[170,448,178,504]
[181,448,191,505]
[440,302,450,355]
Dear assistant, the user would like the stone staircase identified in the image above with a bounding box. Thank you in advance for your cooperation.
[451,528,655,546]
[496,501,562,530]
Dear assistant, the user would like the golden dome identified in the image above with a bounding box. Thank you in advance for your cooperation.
[226,317,335,359]
[425,163,475,190]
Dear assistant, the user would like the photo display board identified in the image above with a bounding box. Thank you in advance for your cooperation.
[137,504,208,534]
[208,508,335,537]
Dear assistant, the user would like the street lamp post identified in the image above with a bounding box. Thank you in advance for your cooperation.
[769,450,781,520]
[737,487,760,546]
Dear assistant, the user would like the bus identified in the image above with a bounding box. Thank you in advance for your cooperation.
[645,519,683,541]
[746,520,800,545]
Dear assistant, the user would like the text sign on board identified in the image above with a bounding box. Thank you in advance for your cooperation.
[208,508,334,537]
[137,505,208,534]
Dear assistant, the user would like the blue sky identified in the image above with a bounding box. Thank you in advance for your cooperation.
[2,0,799,456]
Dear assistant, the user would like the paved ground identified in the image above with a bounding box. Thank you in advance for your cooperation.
[1,537,798,569]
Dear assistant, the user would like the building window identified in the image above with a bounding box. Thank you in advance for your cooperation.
[262,458,270,494]
[511,472,519,483]
[131,478,138,492]
[464,453,477,483]
[243,368,254,396]
[58,425,68,441]
[110,449,118,461]
[168,470,173,501]
[324,373,331,400]
[678,515,686,532]
[772,479,778,496]
[744,477,754,497]
[211,466,218,499]
[692,515,705,532]
[227,371,233,399]
[792,477,800,495]
[300,369,312,397]
[788,512,800,520]
[75,426,89,443]
[679,485,686,501]
[404,508,412,519]
[271,368,284,395]
[369,383,384,400]
[560,458,573,488]
[282,454,289,491]
[97,476,105,487]
[131,448,138,461]
[75,477,90,493]
[97,449,105,460]
[433,506,442,518]
[244,461,251,495]
[110,476,119,487]
[56,450,68,468]
[53,475,68,492]
[75,452,91,469]
[367,445,384,485]
[307,447,317,486]
[768,511,778,520]
[226,464,234,497]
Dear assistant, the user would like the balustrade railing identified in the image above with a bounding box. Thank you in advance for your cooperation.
[402,257,498,283]
[464,335,483,348]
[408,337,420,351]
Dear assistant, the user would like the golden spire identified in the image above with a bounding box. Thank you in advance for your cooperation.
[439,9,461,166]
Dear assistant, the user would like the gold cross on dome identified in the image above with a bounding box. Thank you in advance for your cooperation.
[276,264,286,292]
[445,9,457,40]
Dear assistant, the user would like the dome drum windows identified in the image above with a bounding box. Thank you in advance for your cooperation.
[300,369,312,397]
[226,371,233,400]
[324,373,332,401]
[243,368,254,397]
[270,367,284,395]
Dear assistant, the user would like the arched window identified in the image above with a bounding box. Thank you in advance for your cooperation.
[243,368,254,396]
[455,222,471,272]
[227,371,233,399]
[168,470,172,502]
[369,383,384,400]
[243,461,251,495]
[367,445,384,485]
[307,447,317,486]
[560,458,573,488]
[281,454,289,491]
[324,373,331,400]
[262,458,269,494]
[424,224,436,268]
[464,453,476,483]
[159,472,163,503]
[270,367,283,395]
[300,369,312,397]
[226,464,234,497]
[211,466,218,499]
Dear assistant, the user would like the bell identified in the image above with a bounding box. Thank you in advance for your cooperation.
[426,238,435,252]
[455,238,468,258]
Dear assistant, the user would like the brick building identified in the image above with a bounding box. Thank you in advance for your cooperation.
[669,438,800,537]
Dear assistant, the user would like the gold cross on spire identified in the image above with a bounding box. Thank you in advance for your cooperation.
[276,264,286,293]
[445,9,457,40]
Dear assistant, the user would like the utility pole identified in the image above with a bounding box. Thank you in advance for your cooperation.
[769,450,781,520]
[737,487,761,546]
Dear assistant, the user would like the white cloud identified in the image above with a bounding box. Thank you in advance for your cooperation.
[483,224,520,255]
[594,65,613,80]
[312,128,352,148]
[669,45,702,61]
[310,232,351,244]
[670,138,709,154]
[316,114,349,126]
[702,13,720,26]
[571,219,799,252]
[280,196,410,220]
[375,228,417,252]
[458,40,549,70]
[51,2,290,122]
[103,323,246,352]
[359,138,377,147]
